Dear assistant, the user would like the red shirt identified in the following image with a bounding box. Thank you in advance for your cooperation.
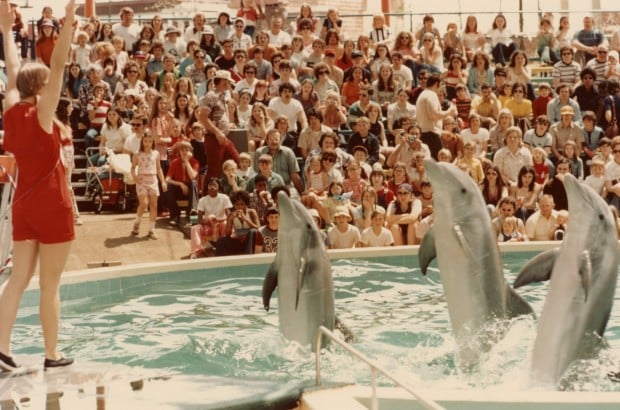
[167,157,200,184]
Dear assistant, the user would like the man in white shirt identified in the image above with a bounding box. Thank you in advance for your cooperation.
[415,74,457,159]
[267,17,292,47]
[112,7,140,52]
[525,194,558,241]
[267,82,307,134]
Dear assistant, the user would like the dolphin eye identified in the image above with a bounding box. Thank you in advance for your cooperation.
[599,214,604,220]
[461,188,466,194]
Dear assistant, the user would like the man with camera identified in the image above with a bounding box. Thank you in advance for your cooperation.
[386,124,431,168]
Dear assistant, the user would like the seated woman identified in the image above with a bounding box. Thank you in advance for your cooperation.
[386,182,422,245]
[215,190,260,256]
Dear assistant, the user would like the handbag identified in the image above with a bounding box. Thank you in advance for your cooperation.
[607,96,619,138]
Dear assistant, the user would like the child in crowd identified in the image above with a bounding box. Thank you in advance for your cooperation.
[318,181,352,225]
[532,146,551,185]
[188,122,207,193]
[369,14,391,46]
[606,51,620,81]
[532,83,552,119]
[327,206,361,249]
[256,207,279,253]
[563,140,584,180]
[584,156,607,196]
[369,169,394,209]
[131,131,167,239]
[453,85,472,129]
[418,180,434,220]
[497,215,523,242]
[343,160,368,205]
[71,31,93,71]
[454,142,484,184]
[352,145,372,177]
[220,159,246,195]
[236,152,257,182]
[302,153,329,209]
[85,82,112,149]
[360,209,394,247]
[190,177,232,258]
[553,210,568,240]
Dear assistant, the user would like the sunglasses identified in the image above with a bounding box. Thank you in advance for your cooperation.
[423,39,433,42]
[613,150,620,154]
[359,93,368,97]
[513,89,524,93]
[195,55,205,60]
[598,50,608,54]
[322,157,336,162]
[127,70,138,74]
[397,191,410,195]
[130,123,143,127]
[245,70,255,74]
[258,159,271,164]
[561,52,572,56]
[318,70,329,75]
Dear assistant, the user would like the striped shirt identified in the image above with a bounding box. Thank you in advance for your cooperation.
[552,61,581,88]
[585,57,609,86]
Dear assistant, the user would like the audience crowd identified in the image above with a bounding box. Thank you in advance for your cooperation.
[15,4,620,258]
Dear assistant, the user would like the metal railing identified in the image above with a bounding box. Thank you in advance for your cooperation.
[314,326,445,410]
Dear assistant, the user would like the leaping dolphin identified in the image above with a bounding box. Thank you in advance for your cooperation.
[514,174,619,386]
[262,192,335,350]
[419,159,533,370]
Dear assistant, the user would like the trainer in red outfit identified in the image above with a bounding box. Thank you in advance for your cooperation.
[0,0,76,372]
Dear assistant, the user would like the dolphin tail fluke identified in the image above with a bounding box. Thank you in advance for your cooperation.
[418,228,436,275]
[505,286,535,318]
[513,248,560,288]
[262,263,278,311]
[335,316,356,343]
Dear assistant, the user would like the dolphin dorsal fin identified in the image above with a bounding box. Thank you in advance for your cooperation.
[580,250,592,302]
[418,228,436,275]
[513,248,560,288]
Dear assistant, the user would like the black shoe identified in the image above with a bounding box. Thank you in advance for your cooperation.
[0,351,19,372]
[44,357,74,370]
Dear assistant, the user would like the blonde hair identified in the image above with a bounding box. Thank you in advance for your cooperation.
[16,63,49,98]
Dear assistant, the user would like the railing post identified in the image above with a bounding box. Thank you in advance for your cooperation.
[371,367,378,410]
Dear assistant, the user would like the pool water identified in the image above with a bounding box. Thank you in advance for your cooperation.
[13,253,620,392]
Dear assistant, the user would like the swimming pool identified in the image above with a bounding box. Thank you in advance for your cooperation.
[12,243,620,396]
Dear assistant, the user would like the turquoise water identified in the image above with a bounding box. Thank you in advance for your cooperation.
[12,253,620,391]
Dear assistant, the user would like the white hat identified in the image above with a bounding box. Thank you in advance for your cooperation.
[165,26,180,36]
[214,70,234,84]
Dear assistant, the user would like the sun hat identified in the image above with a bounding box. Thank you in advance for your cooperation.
[333,206,351,220]
[214,70,234,84]
[165,26,180,36]
[560,106,575,116]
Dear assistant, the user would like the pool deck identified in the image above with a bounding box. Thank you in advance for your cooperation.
[67,213,191,272]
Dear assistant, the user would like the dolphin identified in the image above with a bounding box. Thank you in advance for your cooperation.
[419,159,533,369]
[514,174,619,386]
[262,192,335,350]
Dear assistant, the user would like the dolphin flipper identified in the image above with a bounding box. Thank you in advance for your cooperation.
[262,263,278,311]
[418,228,436,275]
[505,286,535,318]
[513,248,561,288]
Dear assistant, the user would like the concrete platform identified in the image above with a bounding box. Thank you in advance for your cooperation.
[67,213,191,272]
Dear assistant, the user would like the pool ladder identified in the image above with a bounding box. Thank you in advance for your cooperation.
[315,326,445,410]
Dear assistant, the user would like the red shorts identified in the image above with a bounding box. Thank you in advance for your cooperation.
[13,206,75,244]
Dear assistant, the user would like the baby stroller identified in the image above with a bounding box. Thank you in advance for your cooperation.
[85,147,134,213]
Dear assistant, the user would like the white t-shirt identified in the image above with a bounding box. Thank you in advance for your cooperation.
[268,97,304,132]
[112,23,141,51]
[461,127,490,157]
[328,224,361,249]
[361,227,394,247]
[197,194,232,220]
[415,89,442,134]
